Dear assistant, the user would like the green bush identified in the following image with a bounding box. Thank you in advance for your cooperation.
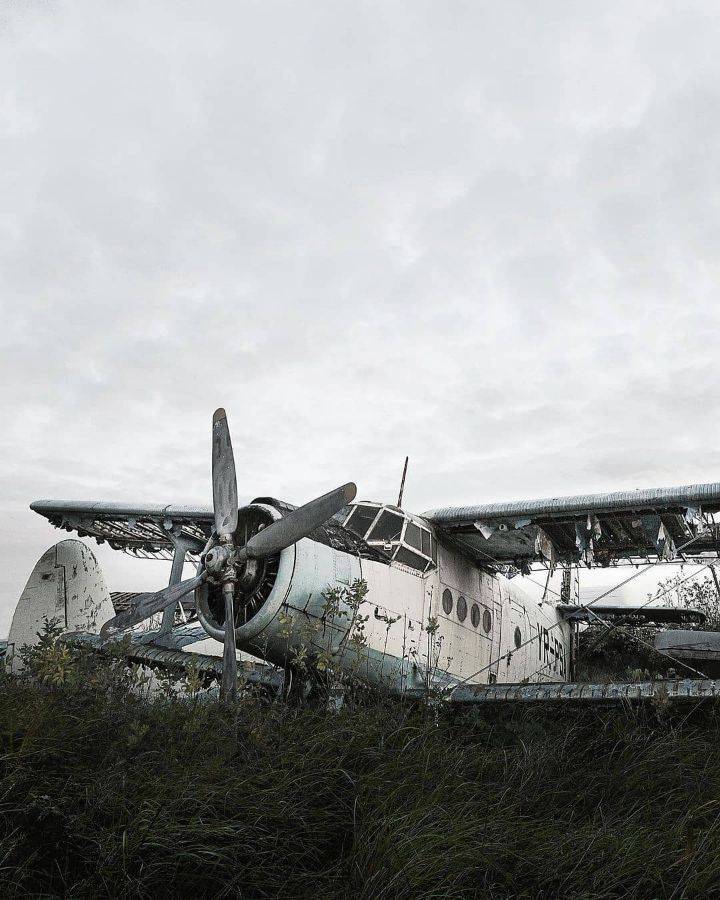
[576,625,670,682]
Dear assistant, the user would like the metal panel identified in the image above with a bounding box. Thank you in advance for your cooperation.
[423,482,720,523]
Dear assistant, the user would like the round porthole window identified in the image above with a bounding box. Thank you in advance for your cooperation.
[442,588,453,615]
[457,596,467,622]
[514,626,522,649]
[482,609,492,634]
[471,603,480,628]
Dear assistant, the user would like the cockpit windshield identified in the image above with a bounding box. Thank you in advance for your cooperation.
[342,502,437,573]
[367,510,404,542]
[344,504,379,538]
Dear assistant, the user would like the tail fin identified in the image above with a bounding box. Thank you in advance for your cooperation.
[7,539,114,665]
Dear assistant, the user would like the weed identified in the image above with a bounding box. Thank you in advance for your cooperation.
[3,623,720,897]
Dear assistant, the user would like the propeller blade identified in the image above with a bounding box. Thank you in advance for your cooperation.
[100,574,205,638]
[212,408,239,539]
[241,482,357,560]
[220,582,238,702]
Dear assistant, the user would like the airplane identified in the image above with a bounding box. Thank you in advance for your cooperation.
[8,408,720,708]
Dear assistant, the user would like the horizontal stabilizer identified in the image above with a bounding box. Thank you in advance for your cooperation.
[655,630,720,663]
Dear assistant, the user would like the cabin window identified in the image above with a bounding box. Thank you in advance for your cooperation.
[367,510,404,543]
[421,529,432,556]
[442,589,453,615]
[394,546,427,572]
[471,603,480,628]
[457,596,467,622]
[404,521,423,552]
[344,505,379,539]
[514,626,522,649]
[482,609,492,634]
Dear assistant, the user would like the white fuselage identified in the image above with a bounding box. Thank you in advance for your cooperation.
[357,539,570,688]
[229,502,572,693]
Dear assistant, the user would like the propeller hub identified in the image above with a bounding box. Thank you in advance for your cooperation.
[205,544,234,578]
[196,503,282,638]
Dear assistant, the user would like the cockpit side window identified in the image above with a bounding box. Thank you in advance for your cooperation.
[344,504,380,538]
[394,546,429,572]
[367,510,404,543]
[404,521,423,552]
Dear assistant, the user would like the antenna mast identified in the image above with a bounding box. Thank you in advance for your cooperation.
[397,456,409,508]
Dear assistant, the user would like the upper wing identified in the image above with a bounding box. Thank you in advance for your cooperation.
[30,496,387,564]
[30,500,214,559]
[422,481,720,571]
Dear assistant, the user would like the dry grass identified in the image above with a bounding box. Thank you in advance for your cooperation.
[2,638,720,898]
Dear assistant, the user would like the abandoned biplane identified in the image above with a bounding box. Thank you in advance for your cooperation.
[9,408,720,706]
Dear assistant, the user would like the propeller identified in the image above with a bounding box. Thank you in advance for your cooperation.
[239,483,357,562]
[100,575,204,638]
[210,407,240,701]
[99,408,357,703]
[212,408,238,539]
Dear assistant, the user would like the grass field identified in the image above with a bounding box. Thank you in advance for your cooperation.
[2,635,720,898]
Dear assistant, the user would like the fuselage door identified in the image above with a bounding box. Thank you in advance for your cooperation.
[488,581,503,682]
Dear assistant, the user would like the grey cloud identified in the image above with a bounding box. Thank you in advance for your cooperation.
[3,1,720,630]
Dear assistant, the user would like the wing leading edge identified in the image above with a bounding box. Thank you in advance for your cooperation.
[423,481,720,571]
[30,500,214,559]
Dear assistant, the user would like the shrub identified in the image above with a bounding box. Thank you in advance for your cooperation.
[2,628,720,897]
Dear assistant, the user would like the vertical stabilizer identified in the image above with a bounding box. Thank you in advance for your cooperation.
[8,540,114,665]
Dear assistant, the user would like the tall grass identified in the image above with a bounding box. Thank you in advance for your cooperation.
[2,639,720,897]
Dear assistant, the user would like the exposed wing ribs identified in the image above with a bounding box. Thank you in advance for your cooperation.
[31,500,213,559]
[424,481,720,571]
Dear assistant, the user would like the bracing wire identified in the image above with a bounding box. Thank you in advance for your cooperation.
[449,524,712,690]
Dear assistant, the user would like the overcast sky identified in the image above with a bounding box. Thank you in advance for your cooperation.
[2,1,720,633]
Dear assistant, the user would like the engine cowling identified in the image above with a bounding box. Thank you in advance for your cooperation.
[195,503,364,670]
